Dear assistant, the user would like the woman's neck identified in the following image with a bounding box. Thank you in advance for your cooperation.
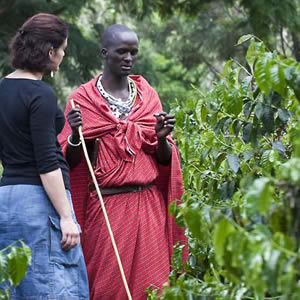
[6,69,43,80]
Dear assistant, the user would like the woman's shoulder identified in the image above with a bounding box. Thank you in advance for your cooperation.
[33,79,55,93]
[2,78,55,95]
[27,80,57,102]
[20,80,57,107]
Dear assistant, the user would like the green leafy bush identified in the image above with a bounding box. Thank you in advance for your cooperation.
[0,241,31,299]
[148,35,300,299]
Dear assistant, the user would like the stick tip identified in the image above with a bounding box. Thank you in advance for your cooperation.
[70,99,75,108]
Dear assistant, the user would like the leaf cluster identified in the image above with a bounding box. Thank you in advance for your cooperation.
[0,241,31,299]
[148,35,300,299]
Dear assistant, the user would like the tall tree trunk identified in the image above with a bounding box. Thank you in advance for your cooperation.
[291,32,300,62]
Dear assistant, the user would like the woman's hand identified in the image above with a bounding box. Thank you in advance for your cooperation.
[60,217,80,251]
[154,112,176,139]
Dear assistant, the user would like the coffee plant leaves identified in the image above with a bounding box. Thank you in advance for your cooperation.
[148,36,300,299]
[213,218,236,266]
[246,39,265,73]
[226,90,243,116]
[278,158,300,184]
[6,241,31,287]
[261,105,275,134]
[278,108,290,123]
[243,101,252,120]
[254,102,264,119]
[242,122,252,143]
[0,241,31,298]
[272,140,286,157]
[227,153,240,174]
[255,55,272,96]
[245,177,274,216]
[269,63,286,97]
[232,119,242,137]
[0,252,8,283]
[236,34,254,46]
[183,204,211,245]
[215,152,227,170]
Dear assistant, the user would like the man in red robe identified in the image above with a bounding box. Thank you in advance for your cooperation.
[59,24,187,299]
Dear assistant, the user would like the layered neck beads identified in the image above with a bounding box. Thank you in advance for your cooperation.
[96,75,137,120]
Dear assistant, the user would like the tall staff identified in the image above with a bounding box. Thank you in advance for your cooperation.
[70,99,132,300]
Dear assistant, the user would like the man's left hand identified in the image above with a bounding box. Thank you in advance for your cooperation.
[154,112,176,139]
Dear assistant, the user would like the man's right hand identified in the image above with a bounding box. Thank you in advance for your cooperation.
[67,106,83,134]
[66,105,83,167]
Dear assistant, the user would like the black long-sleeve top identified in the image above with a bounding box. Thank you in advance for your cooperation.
[0,78,70,189]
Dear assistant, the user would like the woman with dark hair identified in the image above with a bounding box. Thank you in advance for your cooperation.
[0,13,89,298]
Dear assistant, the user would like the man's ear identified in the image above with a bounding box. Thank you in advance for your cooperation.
[101,48,107,57]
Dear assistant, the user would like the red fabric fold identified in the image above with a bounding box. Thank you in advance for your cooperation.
[58,74,188,299]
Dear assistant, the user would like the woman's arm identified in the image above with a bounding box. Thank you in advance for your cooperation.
[40,168,79,250]
[30,89,80,250]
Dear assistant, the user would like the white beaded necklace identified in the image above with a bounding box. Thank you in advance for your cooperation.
[96,75,137,120]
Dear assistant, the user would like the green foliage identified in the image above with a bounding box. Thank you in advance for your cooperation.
[0,0,101,106]
[0,241,31,299]
[112,0,300,61]
[125,0,299,109]
[148,36,300,299]
[1,0,299,110]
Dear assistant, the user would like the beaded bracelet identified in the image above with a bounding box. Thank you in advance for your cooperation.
[68,135,82,147]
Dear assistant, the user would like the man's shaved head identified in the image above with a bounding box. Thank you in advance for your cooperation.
[101,24,137,48]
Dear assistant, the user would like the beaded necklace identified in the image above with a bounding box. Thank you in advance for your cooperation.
[96,75,137,120]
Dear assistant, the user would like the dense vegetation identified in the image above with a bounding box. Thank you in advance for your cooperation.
[147,36,300,299]
[0,1,300,298]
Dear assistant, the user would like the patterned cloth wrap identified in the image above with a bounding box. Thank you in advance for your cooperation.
[58,74,188,300]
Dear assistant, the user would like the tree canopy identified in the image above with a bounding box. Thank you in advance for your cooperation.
[0,0,100,92]
[1,0,299,108]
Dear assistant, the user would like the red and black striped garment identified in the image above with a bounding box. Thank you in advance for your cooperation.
[58,74,188,300]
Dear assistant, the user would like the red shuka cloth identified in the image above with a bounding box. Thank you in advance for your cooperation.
[58,75,187,299]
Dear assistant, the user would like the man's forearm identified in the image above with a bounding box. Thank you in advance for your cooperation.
[66,132,82,168]
[156,137,172,165]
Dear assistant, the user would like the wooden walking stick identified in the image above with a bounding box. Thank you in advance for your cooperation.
[70,99,133,300]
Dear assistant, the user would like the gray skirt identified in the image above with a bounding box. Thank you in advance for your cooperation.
[0,184,89,299]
